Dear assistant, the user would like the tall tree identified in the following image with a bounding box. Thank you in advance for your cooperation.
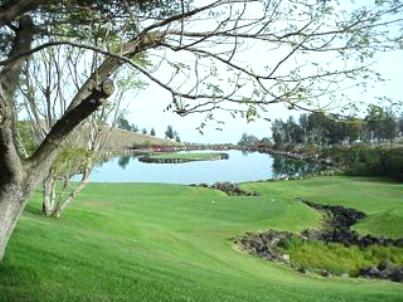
[117,114,132,131]
[271,119,285,146]
[380,110,397,142]
[364,105,397,143]
[298,114,310,144]
[165,125,175,139]
[238,133,259,147]
[399,114,403,136]
[0,0,402,261]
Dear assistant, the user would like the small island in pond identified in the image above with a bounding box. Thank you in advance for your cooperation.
[138,152,229,164]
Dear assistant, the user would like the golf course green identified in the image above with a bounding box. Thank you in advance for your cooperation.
[139,152,229,163]
[0,176,402,301]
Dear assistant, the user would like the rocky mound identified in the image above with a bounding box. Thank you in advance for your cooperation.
[360,261,403,282]
[236,230,292,263]
[191,182,260,196]
[298,198,403,248]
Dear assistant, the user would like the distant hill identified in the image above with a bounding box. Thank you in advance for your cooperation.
[104,128,181,150]
[17,120,181,152]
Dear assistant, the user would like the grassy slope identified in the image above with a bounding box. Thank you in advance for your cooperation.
[1,177,402,301]
[243,177,403,238]
[105,128,181,149]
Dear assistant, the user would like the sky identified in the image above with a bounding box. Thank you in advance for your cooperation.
[125,52,403,145]
[122,1,403,144]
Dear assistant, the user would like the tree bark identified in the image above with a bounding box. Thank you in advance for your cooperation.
[0,80,114,262]
[42,172,56,216]
[53,163,92,218]
[41,156,93,218]
[0,9,120,261]
[0,0,45,27]
[0,183,28,261]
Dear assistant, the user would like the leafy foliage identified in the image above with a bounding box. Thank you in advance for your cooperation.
[50,146,93,178]
[165,125,175,139]
[237,133,259,147]
[271,108,400,147]
[328,146,403,180]
[117,114,139,132]
[15,121,37,156]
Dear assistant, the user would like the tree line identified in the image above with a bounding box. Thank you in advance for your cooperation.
[238,106,403,148]
[271,107,402,147]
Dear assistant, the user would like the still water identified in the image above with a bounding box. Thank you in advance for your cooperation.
[89,150,322,185]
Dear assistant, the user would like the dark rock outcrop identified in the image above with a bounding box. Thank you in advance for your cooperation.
[236,230,292,262]
[298,198,402,248]
[359,262,403,282]
[211,182,260,196]
[191,182,260,196]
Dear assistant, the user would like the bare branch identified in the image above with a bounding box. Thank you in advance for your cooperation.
[0,0,45,27]
[29,80,114,170]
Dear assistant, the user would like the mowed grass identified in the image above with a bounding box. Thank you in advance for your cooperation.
[242,176,403,238]
[0,176,402,301]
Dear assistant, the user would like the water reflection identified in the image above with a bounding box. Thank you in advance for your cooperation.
[271,155,322,178]
[118,155,131,169]
[90,150,323,184]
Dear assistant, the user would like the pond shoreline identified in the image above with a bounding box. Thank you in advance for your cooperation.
[91,149,329,184]
[105,144,334,167]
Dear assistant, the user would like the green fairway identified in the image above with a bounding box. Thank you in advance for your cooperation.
[1,176,402,301]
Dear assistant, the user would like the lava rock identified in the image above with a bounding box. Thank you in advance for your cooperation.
[359,263,403,283]
[202,182,261,196]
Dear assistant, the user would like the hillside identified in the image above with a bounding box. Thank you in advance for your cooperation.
[103,128,182,150]
[1,177,402,301]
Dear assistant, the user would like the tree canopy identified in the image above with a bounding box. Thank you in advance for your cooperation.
[271,108,401,147]
[165,125,175,139]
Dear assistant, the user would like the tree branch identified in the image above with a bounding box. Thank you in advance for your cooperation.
[0,0,45,27]
[28,80,114,172]
[0,16,35,98]
[0,16,35,185]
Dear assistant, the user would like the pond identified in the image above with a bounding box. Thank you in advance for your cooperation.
[89,150,323,185]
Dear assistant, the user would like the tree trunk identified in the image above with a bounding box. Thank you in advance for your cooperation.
[0,183,27,262]
[42,173,56,216]
[49,161,92,218]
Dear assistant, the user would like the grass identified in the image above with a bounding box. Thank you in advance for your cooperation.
[242,176,403,238]
[280,237,403,276]
[0,176,402,301]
